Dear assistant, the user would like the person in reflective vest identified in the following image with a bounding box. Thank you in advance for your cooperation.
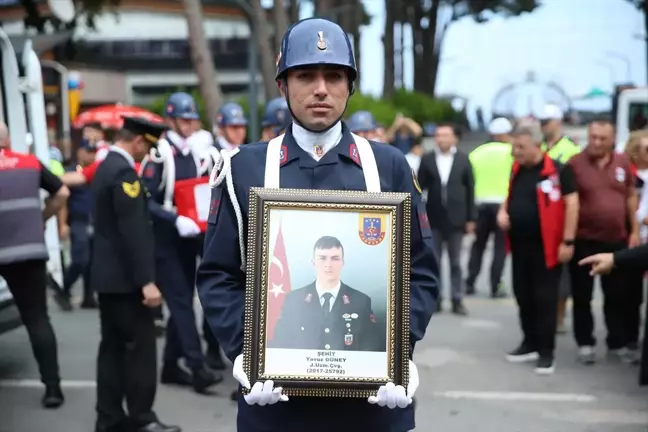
[0,122,70,408]
[197,17,438,432]
[215,102,248,150]
[465,117,513,298]
[347,110,379,141]
[261,97,292,141]
[140,92,221,394]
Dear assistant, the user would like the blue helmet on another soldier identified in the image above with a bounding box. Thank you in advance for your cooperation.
[275,18,357,133]
[165,92,199,138]
[261,97,291,140]
[347,110,380,140]
[216,102,248,147]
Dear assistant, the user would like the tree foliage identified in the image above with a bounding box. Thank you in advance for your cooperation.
[20,0,121,32]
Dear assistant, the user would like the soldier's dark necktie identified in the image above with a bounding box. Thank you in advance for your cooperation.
[321,293,333,319]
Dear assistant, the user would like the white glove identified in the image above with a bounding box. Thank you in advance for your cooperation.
[367,360,419,409]
[174,215,201,237]
[233,354,289,406]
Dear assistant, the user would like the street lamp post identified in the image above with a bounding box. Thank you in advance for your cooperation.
[234,0,259,142]
[606,51,632,83]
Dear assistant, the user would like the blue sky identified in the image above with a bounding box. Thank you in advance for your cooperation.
[301,0,646,119]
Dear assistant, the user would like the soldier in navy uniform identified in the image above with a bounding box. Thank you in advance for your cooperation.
[92,116,181,432]
[197,18,438,432]
[271,236,382,352]
[261,97,292,141]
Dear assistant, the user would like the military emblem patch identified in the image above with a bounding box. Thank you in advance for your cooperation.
[121,180,140,198]
[313,144,324,158]
[280,145,288,165]
[317,31,327,51]
[344,334,353,346]
[358,214,386,245]
[348,143,360,165]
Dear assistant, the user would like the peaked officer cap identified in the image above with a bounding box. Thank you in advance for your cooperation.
[121,116,167,146]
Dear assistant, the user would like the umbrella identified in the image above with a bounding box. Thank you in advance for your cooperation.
[72,104,163,129]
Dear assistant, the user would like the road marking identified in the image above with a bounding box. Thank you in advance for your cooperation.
[434,390,597,403]
[0,379,96,389]
[0,380,597,404]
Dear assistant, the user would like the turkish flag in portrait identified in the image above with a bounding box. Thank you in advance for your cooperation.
[266,224,291,341]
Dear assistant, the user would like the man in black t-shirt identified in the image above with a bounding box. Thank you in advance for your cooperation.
[496,125,579,376]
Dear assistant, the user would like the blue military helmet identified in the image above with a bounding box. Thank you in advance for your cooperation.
[275,17,357,93]
[347,111,377,133]
[165,92,200,120]
[217,102,248,126]
[261,97,291,128]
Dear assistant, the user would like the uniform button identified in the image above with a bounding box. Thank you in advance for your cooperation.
[301,327,304,331]
[324,328,330,333]
[325,344,331,349]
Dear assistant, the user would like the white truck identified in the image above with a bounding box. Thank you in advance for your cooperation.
[614,86,647,152]
[0,26,64,333]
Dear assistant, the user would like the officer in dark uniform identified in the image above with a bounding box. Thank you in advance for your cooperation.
[261,97,292,141]
[271,236,381,352]
[197,18,438,432]
[214,102,248,150]
[141,93,220,393]
[61,139,97,309]
[347,110,379,141]
[92,116,181,432]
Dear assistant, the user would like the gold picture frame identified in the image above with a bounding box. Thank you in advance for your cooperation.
[242,187,411,398]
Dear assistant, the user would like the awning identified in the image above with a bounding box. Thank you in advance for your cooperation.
[8,30,74,56]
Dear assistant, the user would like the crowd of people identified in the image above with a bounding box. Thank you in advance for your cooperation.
[0,16,645,432]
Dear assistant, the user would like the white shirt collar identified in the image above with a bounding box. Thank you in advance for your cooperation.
[435,146,457,155]
[291,121,343,161]
[110,145,135,168]
[315,280,341,306]
[217,135,235,151]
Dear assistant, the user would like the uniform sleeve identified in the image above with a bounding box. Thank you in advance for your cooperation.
[112,168,155,289]
[614,244,648,269]
[559,164,577,195]
[140,161,178,225]
[39,162,64,195]
[394,154,439,358]
[196,183,247,362]
[464,155,477,221]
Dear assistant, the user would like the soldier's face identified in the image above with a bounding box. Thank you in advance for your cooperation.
[312,247,344,285]
[355,130,378,141]
[283,66,349,132]
[132,137,149,162]
[223,125,247,146]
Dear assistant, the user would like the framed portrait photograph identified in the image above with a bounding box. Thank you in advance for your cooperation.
[242,188,412,398]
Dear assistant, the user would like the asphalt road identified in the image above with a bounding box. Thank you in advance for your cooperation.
[1,235,647,432]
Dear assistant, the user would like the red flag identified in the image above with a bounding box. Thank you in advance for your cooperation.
[267,224,291,341]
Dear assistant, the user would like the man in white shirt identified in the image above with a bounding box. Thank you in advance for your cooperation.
[417,123,476,315]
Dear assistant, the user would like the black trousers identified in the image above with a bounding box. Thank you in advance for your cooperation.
[511,239,561,358]
[96,293,158,429]
[0,259,60,386]
[624,269,644,348]
[569,239,627,349]
[467,203,506,293]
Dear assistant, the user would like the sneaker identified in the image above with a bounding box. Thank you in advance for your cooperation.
[534,357,555,375]
[609,347,639,364]
[577,346,596,365]
[506,345,539,363]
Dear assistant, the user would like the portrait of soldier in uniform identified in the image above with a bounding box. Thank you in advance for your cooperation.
[270,235,383,352]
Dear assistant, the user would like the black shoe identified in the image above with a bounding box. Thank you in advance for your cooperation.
[192,367,222,394]
[491,290,508,299]
[53,292,73,312]
[465,280,476,295]
[137,421,181,432]
[230,389,238,401]
[205,350,226,370]
[505,344,539,363]
[451,300,468,316]
[161,364,192,386]
[534,356,555,375]
[80,298,98,309]
[41,384,64,409]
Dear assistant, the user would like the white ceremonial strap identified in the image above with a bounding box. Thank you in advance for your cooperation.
[264,134,284,188]
[351,133,381,193]
[209,147,246,270]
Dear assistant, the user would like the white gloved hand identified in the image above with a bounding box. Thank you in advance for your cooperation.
[174,215,201,237]
[367,360,419,409]
[233,354,289,406]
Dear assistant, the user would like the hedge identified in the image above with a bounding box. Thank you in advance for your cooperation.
[147,88,463,130]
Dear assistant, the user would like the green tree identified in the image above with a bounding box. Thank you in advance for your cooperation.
[396,0,539,97]
[20,0,121,32]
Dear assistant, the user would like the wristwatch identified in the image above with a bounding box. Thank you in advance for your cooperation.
[562,239,575,246]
